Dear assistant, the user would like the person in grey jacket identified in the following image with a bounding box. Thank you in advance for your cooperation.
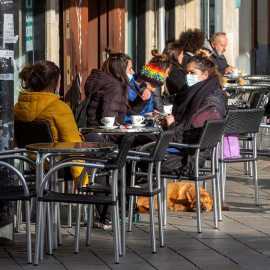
[203,32,236,75]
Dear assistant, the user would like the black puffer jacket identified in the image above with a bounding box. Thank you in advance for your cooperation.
[85,69,126,126]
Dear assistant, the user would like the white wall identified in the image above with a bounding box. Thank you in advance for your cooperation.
[46,0,60,65]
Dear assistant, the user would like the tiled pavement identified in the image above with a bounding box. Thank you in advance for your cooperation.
[1,153,270,269]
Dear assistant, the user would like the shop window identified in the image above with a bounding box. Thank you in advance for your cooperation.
[13,0,45,103]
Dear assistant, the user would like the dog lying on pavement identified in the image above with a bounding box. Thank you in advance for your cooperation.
[137,182,229,213]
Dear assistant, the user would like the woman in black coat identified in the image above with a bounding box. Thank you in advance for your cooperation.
[159,55,228,171]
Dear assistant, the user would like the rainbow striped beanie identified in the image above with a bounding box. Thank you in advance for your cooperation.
[139,63,165,87]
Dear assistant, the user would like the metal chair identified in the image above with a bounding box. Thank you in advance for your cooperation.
[80,130,174,255]
[160,118,227,233]
[219,109,265,206]
[0,154,36,264]
[126,129,174,253]
[34,135,135,265]
[14,121,75,229]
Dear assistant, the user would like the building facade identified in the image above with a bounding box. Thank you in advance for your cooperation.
[13,0,270,107]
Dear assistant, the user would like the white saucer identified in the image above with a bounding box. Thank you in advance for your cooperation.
[128,123,146,127]
[99,126,118,129]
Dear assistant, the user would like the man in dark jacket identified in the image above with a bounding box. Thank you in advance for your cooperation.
[203,32,236,75]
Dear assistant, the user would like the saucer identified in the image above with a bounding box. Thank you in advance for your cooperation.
[99,126,118,129]
[128,123,146,127]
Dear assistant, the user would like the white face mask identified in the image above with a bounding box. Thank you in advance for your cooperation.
[186,74,199,87]
[126,73,133,81]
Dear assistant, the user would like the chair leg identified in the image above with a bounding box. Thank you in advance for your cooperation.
[34,201,43,265]
[254,160,259,206]
[67,180,74,228]
[45,202,53,256]
[15,200,22,233]
[86,204,93,246]
[74,203,82,254]
[156,162,164,247]
[57,202,62,246]
[120,166,126,255]
[127,195,134,232]
[220,162,227,206]
[195,181,202,233]
[149,196,157,253]
[162,177,167,226]
[211,148,218,229]
[215,149,222,221]
[112,204,120,263]
[25,200,32,264]
[157,192,164,247]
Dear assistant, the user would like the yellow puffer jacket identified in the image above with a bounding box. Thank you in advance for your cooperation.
[14,91,88,185]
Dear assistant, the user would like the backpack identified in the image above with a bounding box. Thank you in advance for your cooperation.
[74,96,91,128]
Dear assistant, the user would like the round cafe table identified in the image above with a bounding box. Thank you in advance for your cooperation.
[244,75,270,83]
[80,125,162,135]
[224,84,270,92]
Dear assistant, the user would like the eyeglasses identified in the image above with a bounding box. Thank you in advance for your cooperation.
[211,32,226,42]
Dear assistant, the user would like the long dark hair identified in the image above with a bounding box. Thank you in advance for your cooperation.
[186,55,222,87]
[102,48,140,104]
[162,42,184,70]
[19,60,60,92]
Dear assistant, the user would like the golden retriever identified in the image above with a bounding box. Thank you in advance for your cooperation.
[137,182,228,213]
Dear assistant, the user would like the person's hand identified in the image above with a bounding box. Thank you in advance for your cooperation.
[145,110,160,117]
[145,82,157,92]
[164,114,175,127]
[141,88,151,100]
[157,118,167,129]
[200,49,213,58]
[225,66,236,74]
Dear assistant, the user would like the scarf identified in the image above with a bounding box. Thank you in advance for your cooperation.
[172,76,220,123]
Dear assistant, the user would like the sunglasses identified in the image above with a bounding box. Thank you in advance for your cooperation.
[211,32,226,41]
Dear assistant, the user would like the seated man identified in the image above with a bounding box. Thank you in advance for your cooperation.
[203,32,236,75]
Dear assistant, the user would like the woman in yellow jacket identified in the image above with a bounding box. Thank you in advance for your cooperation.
[14,60,87,186]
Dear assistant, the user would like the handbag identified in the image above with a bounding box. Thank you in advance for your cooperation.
[219,134,241,158]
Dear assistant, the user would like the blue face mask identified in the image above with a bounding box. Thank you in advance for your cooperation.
[186,74,199,87]
[126,73,133,81]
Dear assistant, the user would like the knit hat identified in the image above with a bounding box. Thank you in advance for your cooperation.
[139,63,165,87]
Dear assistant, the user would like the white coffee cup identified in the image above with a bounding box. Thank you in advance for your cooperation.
[163,104,173,114]
[131,115,145,125]
[101,116,115,127]
[231,69,239,77]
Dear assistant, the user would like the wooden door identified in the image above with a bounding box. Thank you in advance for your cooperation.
[62,0,125,111]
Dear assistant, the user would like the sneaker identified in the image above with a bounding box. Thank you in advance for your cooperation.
[121,208,141,223]
[132,207,141,222]
[94,219,112,230]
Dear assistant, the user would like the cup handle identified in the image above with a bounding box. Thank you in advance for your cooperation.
[141,117,145,122]
[101,118,105,125]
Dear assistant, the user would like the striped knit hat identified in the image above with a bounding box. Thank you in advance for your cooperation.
[139,63,165,87]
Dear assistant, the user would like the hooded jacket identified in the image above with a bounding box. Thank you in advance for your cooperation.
[203,39,229,75]
[14,91,87,185]
[85,69,127,126]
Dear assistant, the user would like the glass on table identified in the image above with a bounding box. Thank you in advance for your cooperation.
[238,78,245,86]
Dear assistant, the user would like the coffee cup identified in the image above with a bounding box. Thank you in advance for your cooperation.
[231,69,239,77]
[131,115,145,125]
[163,104,173,114]
[101,116,115,127]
